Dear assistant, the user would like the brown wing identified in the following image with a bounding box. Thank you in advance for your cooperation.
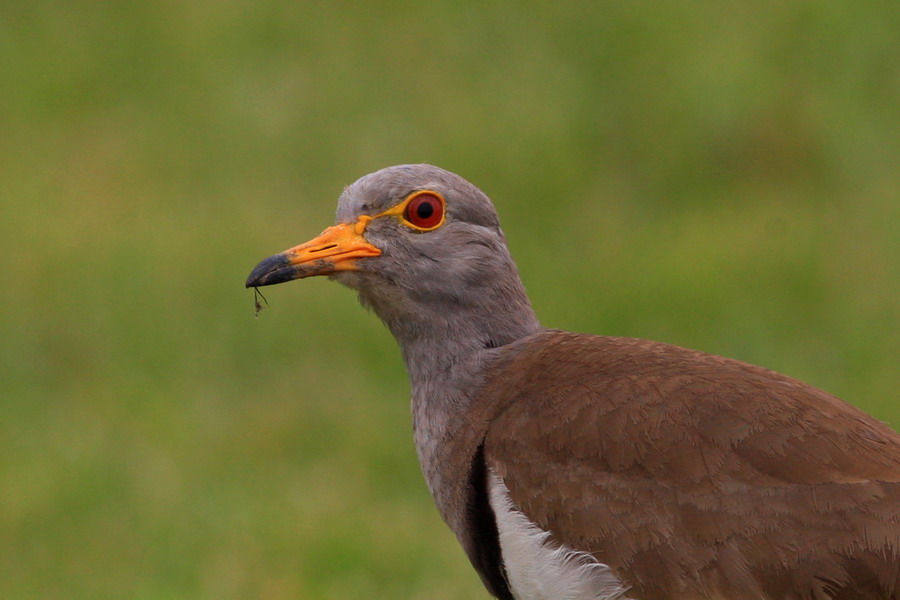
[481,331,900,600]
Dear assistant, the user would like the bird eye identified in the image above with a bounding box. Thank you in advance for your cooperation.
[402,192,445,231]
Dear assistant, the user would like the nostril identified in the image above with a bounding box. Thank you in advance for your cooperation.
[310,244,337,254]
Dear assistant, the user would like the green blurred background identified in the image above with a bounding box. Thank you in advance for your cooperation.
[2,1,898,598]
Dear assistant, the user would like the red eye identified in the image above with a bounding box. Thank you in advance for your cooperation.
[403,192,444,230]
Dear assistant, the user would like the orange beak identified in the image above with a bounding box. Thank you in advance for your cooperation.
[245,217,381,288]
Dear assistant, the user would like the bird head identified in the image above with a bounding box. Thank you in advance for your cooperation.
[246,164,539,349]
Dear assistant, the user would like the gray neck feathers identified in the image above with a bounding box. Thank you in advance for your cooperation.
[373,245,539,392]
[340,236,540,514]
[400,258,539,524]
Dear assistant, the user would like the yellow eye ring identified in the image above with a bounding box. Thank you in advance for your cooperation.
[375,190,446,232]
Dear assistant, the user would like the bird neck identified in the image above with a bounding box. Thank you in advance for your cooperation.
[388,287,541,393]
[378,275,541,518]
[341,252,540,511]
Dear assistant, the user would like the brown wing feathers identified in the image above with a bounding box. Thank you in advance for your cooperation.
[480,331,900,599]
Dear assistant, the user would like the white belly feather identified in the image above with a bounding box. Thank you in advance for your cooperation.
[487,470,631,600]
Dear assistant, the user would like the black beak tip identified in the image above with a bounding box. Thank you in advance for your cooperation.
[245,253,291,288]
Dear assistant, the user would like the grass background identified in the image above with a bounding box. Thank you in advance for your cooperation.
[2,2,898,598]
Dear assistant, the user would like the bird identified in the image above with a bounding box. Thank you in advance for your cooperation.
[246,164,900,600]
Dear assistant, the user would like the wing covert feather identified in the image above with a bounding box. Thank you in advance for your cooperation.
[480,331,900,599]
